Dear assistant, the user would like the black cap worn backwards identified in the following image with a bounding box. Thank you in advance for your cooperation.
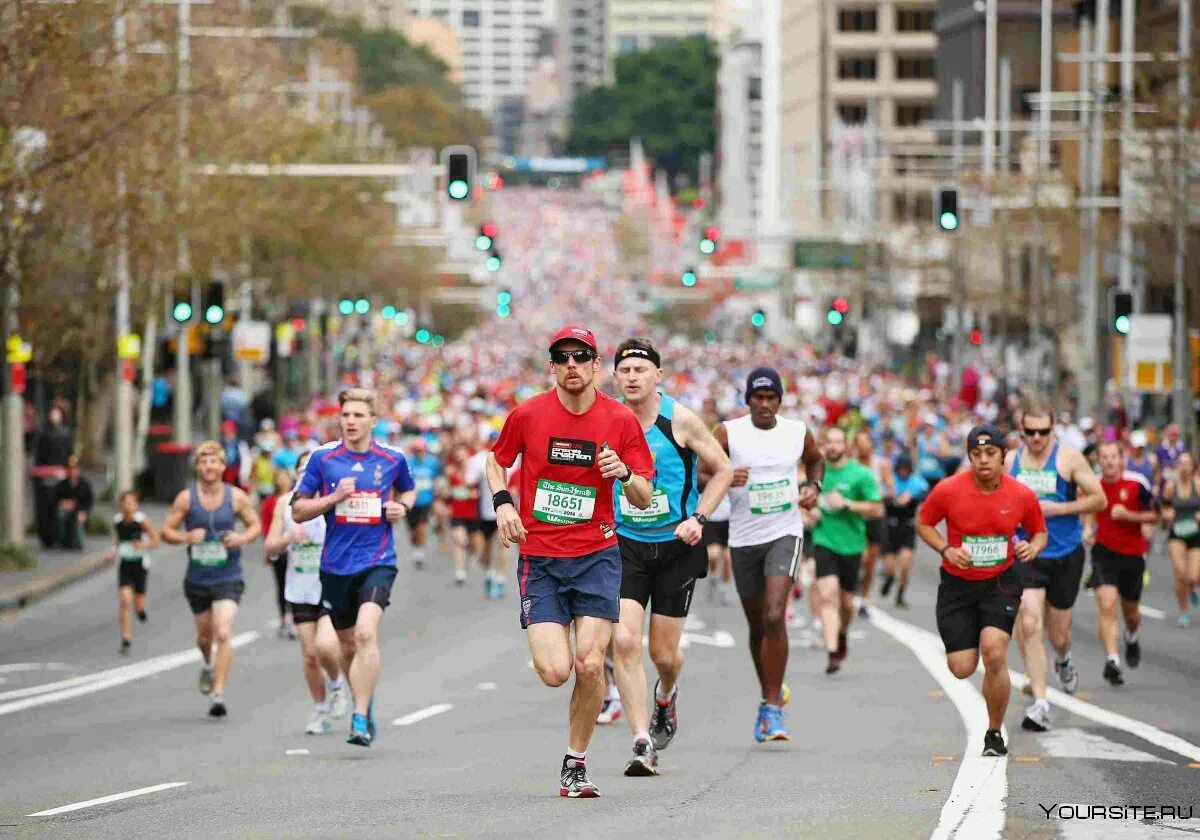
[967,424,1004,452]
[745,367,784,403]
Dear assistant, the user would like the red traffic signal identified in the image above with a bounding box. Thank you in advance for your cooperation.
[832,297,849,314]
[291,318,306,333]
[969,328,983,346]
[704,226,721,243]
[481,221,498,238]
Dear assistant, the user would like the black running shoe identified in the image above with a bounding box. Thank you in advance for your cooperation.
[1125,638,1141,669]
[559,757,599,798]
[649,681,678,751]
[120,639,131,656]
[208,698,227,718]
[623,739,659,777]
[895,596,909,610]
[137,610,148,623]
[982,729,1007,756]
[880,574,895,597]
[825,656,841,675]
[1103,660,1125,686]
[833,633,848,663]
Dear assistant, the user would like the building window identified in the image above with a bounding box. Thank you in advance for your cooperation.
[895,8,934,32]
[837,8,878,31]
[837,56,877,79]
[895,101,933,126]
[838,102,868,124]
[748,76,762,100]
[463,9,480,27]
[896,55,934,79]
[617,35,638,53]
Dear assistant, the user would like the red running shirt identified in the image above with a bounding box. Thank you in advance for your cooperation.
[918,471,1047,581]
[492,389,654,558]
[1095,471,1154,556]
[446,463,480,520]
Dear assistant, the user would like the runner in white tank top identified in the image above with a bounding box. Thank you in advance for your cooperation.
[714,367,824,745]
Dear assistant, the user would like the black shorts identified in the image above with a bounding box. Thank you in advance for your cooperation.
[319,566,398,631]
[289,601,322,624]
[183,579,245,615]
[935,565,1023,654]
[618,536,706,618]
[1168,531,1200,551]
[884,517,917,553]
[1015,545,1086,610]
[118,561,148,595]
[813,545,862,592]
[702,520,729,548]
[864,517,886,548]
[405,504,432,530]
[467,519,498,538]
[1091,544,1146,603]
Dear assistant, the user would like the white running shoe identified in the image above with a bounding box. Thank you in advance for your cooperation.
[1021,699,1052,732]
[328,682,350,720]
[1056,658,1080,694]
[596,698,623,725]
[305,707,332,735]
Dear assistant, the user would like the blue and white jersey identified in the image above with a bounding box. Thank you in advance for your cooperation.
[409,454,442,508]
[295,440,415,575]
[613,394,699,544]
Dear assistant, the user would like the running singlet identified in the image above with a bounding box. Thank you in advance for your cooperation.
[724,414,807,549]
[295,441,415,575]
[114,512,148,566]
[282,490,325,605]
[1168,482,1200,540]
[492,389,654,559]
[409,454,441,508]
[918,471,1046,581]
[183,484,243,586]
[1095,472,1153,556]
[447,465,479,520]
[812,459,881,555]
[1010,444,1082,560]
[614,394,698,543]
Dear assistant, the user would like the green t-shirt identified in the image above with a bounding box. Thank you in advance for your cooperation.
[812,459,881,555]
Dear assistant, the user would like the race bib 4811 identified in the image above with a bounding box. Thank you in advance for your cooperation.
[335,491,382,524]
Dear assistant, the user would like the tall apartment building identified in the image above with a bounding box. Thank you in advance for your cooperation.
[716,13,762,238]
[558,0,607,101]
[606,0,714,66]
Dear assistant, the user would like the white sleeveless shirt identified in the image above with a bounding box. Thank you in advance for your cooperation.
[725,415,808,548]
[282,490,327,605]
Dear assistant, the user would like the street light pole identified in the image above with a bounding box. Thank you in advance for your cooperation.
[1174,0,1194,443]
[173,0,193,446]
[113,11,134,493]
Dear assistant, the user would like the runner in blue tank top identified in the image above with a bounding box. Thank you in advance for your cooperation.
[160,440,262,719]
[293,388,417,747]
[1004,402,1105,731]
[608,338,733,777]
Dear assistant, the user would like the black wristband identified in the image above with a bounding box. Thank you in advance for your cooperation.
[939,545,952,558]
[492,490,515,510]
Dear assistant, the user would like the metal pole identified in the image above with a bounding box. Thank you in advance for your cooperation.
[173,0,193,446]
[1078,13,1097,418]
[2,272,23,547]
[952,78,963,172]
[951,76,965,389]
[1040,0,1053,169]
[1174,0,1194,443]
[113,11,134,493]
[1118,0,1135,297]
[999,56,1012,173]
[1089,0,1108,407]
[984,0,998,177]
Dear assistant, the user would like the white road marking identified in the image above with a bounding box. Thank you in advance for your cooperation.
[869,608,1006,840]
[1139,605,1166,620]
[391,703,453,727]
[476,682,498,691]
[679,630,736,649]
[1038,729,1171,763]
[27,782,188,817]
[285,749,310,756]
[0,632,259,717]
[0,662,77,674]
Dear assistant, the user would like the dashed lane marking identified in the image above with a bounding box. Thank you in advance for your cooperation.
[391,703,453,727]
[1038,729,1172,764]
[477,682,498,691]
[286,749,310,756]
[27,782,188,817]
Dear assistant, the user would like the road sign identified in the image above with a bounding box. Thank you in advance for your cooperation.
[793,240,870,270]
[117,334,141,360]
[734,275,780,291]
[1125,314,1173,394]
[231,320,271,364]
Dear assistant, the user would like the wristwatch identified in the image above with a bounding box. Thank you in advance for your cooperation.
[800,479,822,492]
[691,513,709,526]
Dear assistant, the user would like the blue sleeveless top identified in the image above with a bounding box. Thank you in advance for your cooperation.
[184,484,243,585]
[1010,444,1081,559]
[614,394,699,543]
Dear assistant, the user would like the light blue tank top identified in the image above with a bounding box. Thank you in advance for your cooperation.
[1011,444,1082,560]
[184,484,243,585]
[614,394,699,544]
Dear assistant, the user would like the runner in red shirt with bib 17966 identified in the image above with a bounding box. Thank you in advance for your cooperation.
[917,424,1047,758]
[486,325,655,799]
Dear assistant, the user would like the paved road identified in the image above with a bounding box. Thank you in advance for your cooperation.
[1,532,1198,839]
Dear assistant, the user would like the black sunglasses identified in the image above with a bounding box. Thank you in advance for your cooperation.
[1023,427,1052,437]
[550,349,596,364]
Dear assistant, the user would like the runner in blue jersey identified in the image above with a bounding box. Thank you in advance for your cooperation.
[405,437,441,570]
[609,338,733,776]
[1005,401,1105,731]
[293,388,416,747]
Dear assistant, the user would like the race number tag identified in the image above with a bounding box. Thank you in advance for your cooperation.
[335,491,382,524]
[618,486,671,526]
[1173,517,1199,539]
[749,478,795,515]
[533,479,597,525]
[1017,469,1058,498]
[190,540,229,566]
[291,543,322,575]
[963,535,1008,568]
[117,541,141,562]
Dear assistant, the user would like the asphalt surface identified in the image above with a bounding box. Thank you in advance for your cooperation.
[1,530,1199,839]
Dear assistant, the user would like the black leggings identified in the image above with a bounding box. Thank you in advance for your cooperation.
[271,554,289,619]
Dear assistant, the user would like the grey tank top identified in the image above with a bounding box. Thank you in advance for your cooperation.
[1170,481,1200,540]
[184,484,243,585]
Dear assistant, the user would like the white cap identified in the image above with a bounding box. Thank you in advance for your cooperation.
[1130,429,1149,448]
[1080,417,1096,431]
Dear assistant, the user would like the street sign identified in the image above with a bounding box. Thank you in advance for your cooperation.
[793,240,870,270]
[734,275,780,291]
[117,334,141,360]
[1125,314,1173,393]
[231,320,271,364]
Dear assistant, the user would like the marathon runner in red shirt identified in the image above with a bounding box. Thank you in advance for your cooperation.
[485,325,655,798]
[1085,440,1159,687]
[917,424,1047,757]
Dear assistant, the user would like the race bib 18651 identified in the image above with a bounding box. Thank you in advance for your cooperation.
[335,491,382,525]
[533,479,597,525]
[748,478,795,515]
[963,535,1008,568]
[618,486,671,526]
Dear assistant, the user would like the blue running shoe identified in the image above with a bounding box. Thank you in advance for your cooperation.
[754,702,768,743]
[1190,587,1199,609]
[761,705,790,742]
[367,697,377,741]
[348,713,372,747]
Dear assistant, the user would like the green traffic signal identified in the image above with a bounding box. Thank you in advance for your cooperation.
[1115,315,1131,335]
[394,310,410,326]
[381,305,397,320]
[939,211,959,231]
[750,311,766,328]
[699,238,716,255]
[204,304,224,325]
[476,234,493,251]
[497,290,512,306]
[486,255,502,272]
[354,297,370,315]
[172,301,193,323]
[338,299,354,316]
[681,270,698,287]
[415,328,431,344]
[827,310,844,326]
[448,179,469,200]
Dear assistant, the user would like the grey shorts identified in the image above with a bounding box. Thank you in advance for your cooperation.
[731,535,803,599]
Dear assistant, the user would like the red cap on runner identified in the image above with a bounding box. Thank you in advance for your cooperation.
[548,325,598,352]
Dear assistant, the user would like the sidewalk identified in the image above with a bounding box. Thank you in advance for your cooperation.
[0,501,171,613]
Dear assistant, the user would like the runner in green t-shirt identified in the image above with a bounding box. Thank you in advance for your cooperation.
[810,427,882,673]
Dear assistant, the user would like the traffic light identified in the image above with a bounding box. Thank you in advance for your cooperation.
[171,290,194,323]
[936,188,960,232]
[485,250,502,272]
[496,288,512,318]
[750,309,766,329]
[700,226,721,255]
[969,328,984,346]
[415,328,432,344]
[354,296,370,315]
[477,222,498,251]
[681,268,698,287]
[827,296,849,326]
[1113,291,1133,335]
[338,297,354,316]
[443,147,475,201]
[202,282,225,325]
[381,305,397,320]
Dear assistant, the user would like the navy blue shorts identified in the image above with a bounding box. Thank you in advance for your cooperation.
[319,566,397,631]
[517,545,621,629]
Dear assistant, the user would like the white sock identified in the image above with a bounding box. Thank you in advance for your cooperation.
[566,748,586,761]
[315,700,329,713]
[634,731,650,744]
[1124,630,1139,644]
[1108,654,1121,666]
[1057,651,1072,667]
[655,683,676,703]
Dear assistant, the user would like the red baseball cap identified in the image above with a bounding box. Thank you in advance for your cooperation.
[548,325,598,352]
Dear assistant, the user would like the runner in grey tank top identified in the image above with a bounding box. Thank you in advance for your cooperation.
[1163,452,1200,626]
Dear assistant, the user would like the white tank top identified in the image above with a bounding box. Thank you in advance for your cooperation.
[725,415,808,548]
[282,491,326,605]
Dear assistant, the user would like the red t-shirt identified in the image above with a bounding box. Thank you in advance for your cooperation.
[260,494,281,539]
[918,471,1046,581]
[446,462,480,520]
[492,389,654,558]
[1096,471,1154,556]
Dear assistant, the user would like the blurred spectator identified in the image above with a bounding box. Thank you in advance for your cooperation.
[54,455,94,550]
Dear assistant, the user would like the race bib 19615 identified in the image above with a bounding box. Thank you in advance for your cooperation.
[291,542,322,575]
[618,486,671,526]
[335,491,382,525]
[1017,469,1058,498]
[190,540,229,566]
[749,478,795,515]
[963,535,1008,568]
[533,479,597,525]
